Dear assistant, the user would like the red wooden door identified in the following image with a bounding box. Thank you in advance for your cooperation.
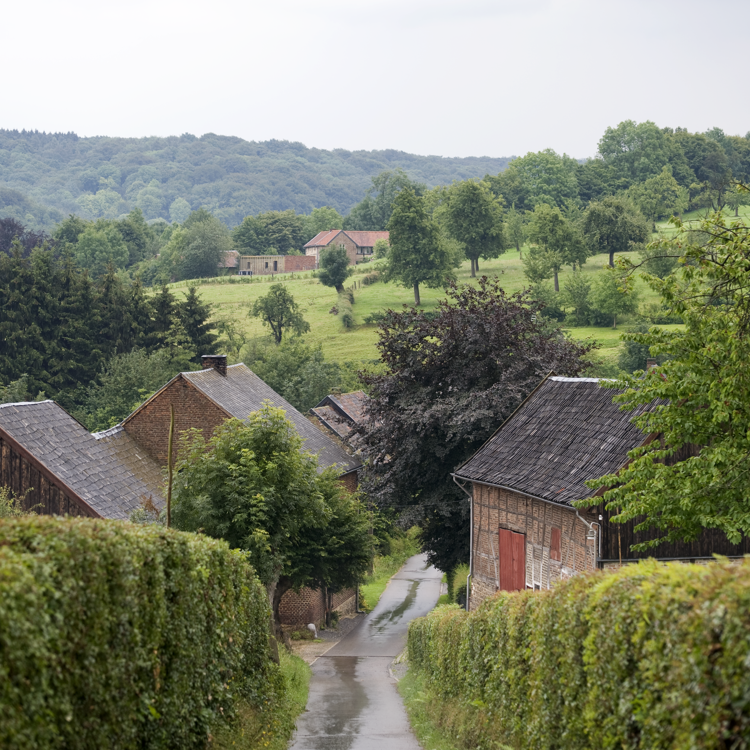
[498,528,526,591]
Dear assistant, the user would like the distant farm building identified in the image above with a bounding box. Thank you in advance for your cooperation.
[304,230,389,265]
[237,254,316,275]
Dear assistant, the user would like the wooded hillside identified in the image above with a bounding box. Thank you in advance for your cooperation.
[0,130,512,230]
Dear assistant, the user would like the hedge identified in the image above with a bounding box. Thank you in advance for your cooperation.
[408,560,750,750]
[0,517,276,750]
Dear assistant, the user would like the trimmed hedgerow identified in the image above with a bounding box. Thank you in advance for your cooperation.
[0,516,276,750]
[408,560,750,750]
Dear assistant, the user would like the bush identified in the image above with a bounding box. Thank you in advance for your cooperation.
[408,560,750,750]
[0,516,275,750]
[362,271,380,286]
[363,310,387,325]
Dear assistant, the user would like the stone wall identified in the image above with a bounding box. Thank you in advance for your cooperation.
[469,482,598,610]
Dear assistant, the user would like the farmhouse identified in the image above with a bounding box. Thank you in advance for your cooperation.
[236,254,316,276]
[303,230,389,266]
[0,400,164,519]
[453,375,750,611]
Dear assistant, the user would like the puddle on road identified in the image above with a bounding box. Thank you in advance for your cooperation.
[368,580,419,632]
[309,657,368,750]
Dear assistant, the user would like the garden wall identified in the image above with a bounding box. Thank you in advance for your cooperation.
[0,517,275,750]
[408,560,750,749]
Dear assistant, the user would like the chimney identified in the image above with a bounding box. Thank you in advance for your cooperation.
[202,355,228,376]
[646,358,658,371]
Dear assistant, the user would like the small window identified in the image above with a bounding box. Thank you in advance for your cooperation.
[265,262,268,268]
[550,527,562,562]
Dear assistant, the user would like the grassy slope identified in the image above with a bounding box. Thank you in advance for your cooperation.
[171,207,748,366]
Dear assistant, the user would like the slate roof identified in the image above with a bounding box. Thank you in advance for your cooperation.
[0,401,164,520]
[182,364,361,475]
[454,376,659,506]
[303,230,389,249]
[311,391,368,440]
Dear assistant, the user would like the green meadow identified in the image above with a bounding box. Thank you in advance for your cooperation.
[169,206,750,368]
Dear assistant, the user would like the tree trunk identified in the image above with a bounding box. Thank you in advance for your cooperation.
[553,268,559,293]
[413,283,421,306]
[336,283,344,294]
[613,314,617,329]
[470,258,476,277]
[736,207,740,217]
[609,251,615,268]
[475,257,479,271]
[515,240,521,254]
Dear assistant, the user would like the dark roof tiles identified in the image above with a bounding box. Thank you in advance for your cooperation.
[182,364,360,475]
[0,401,164,520]
[455,377,658,506]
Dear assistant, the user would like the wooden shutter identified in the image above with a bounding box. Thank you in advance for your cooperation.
[498,528,526,591]
[550,527,562,562]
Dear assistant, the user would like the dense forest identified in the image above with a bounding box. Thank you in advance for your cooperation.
[0,130,512,231]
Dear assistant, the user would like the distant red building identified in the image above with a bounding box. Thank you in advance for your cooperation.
[304,230,389,266]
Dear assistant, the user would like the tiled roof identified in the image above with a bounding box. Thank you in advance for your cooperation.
[0,402,164,520]
[303,230,389,249]
[454,377,658,506]
[311,405,354,440]
[220,250,239,268]
[182,365,361,475]
[304,230,344,248]
[343,231,389,248]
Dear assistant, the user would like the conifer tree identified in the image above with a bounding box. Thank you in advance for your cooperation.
[179,286,217,359]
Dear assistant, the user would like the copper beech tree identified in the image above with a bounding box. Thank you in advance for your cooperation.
[358,277,594,572]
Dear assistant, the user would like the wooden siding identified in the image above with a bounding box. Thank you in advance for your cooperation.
[0,436,98,518]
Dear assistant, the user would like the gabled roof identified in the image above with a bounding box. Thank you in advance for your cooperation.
[0,401,164,520]
[311,391,368,440]
[180,364,361,475]
[454,376,659,506]
[303,230,389,249]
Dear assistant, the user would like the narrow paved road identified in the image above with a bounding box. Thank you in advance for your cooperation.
[290,553,442,750]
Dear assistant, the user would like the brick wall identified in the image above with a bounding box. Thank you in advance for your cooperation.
[307,236,359,266]
[279,586,357,628]
[338,469,358,493]
[469,482,598,610]
[123,376,228,464]
[283,255,316,272]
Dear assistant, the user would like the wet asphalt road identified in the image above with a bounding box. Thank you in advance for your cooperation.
[289,553,442,750]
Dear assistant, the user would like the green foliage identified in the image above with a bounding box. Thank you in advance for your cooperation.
[627,165,689,225]
[82,348,198,431]
[250,284,310,344]
[385,188,458,306]
[0,487,30,518]
[589,266,639,328]
[317,246,353,294]
[0,516,275,750]
[408,560,750,750]
[344,169,426,231]
[443,179,505,277]
[303,206,344,239]
[504,205,525,253]
[616,323,667,374]
[0,374,44,404]
[233,210,307,256]
[582,215,750,549]
[0,131,509,228]
[373,238,389,259]
[638,237,681,279]
[211,649,311,750]
[582,195,649,267]
[560,267,593,325]
[242,338,361,412]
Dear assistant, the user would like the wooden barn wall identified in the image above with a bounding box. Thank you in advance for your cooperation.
[0,437,95,518]
[599,504,750,560]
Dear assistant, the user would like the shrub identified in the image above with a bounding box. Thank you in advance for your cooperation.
[363,310,387,325]
[0,517,275,750]
[408,560,750,750]
[362,271,380,286]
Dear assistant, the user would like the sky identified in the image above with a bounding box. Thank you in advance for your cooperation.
[4,0,749,159]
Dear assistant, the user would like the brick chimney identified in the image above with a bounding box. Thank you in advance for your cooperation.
[201,355,228,376]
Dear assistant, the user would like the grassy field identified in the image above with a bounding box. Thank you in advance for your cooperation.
[170,207,748,366]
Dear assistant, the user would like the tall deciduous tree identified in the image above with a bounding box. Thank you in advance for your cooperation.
[583,195,649,267]
[318,246,353,294]
[524,203,587,291]
[233,210,307,255]
[250,283,310,344]
[580,213,750,550]
[589,266,639,328]
[172,404,370,638]
[505,206,526,255]
[443,180,506,277]
[627,166,689,229]
[303,206,344,239]
[358,277,594,572]
[385,188,457,306]
[344,169,425,231]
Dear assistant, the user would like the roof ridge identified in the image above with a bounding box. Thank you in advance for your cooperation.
[0,399,54,409]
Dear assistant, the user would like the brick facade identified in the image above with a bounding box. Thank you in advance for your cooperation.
[469,482,598,610]
[279,586,357,628]
[338,469,358,493]
[305,235,359,266]
[123,377,228,464]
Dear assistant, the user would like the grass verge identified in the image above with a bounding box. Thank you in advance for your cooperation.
[210,648,311,750]
[398,668,512,750]
[358,528,421,612]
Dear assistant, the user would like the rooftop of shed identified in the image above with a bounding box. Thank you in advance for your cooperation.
[454,376,659,506]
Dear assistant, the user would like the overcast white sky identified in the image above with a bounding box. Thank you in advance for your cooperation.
[4,0,748,159]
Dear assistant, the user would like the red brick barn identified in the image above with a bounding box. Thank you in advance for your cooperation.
[303,230,389,266]
[122,355,362,627]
